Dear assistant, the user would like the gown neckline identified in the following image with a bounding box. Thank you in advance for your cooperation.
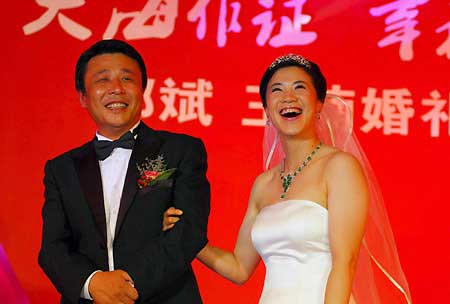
[260,199,328,214]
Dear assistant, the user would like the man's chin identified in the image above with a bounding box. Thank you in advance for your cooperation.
[97,122,138,139]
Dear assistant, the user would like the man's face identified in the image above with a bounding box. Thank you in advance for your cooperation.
[80,53,144,139]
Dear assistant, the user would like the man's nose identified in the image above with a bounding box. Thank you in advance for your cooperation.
[108,78,125,94]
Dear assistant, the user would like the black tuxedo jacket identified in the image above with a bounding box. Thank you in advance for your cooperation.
[38,123,210,304]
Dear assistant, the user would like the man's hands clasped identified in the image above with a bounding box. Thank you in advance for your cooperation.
[87,206,183,304]
[89,270,139,304]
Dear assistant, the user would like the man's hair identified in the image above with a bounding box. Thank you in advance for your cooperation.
[75,39,148,94]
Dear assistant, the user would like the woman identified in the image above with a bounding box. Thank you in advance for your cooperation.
[164,54,411,303]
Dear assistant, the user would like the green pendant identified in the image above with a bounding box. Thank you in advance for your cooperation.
[279,142,322,200]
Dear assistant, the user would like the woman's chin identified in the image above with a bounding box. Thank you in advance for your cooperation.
[278,128,304,138]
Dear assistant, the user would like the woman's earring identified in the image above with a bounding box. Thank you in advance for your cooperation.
[317,113,321,120]
[266,118,271,126]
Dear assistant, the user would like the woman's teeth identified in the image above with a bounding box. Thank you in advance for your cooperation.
[280,108,302,118]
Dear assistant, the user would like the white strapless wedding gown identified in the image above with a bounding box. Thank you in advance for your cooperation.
[251,199,331,304]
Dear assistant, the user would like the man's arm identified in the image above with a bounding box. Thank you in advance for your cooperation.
[38,160,99,302]
[121,137,210,301]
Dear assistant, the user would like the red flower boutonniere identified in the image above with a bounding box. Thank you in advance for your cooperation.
[136,155,176,189]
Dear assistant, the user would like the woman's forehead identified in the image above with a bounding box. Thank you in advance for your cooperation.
[269,66,311,83]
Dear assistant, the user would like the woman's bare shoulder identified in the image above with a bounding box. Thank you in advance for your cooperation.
[323,149,365,183]
[254,164,280,186]
[248,165,280,207]
[326,150,361,169]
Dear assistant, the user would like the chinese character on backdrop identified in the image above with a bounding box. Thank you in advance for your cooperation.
[327,85,356,115]
[142,79,156,118]
[369,0,429,61]
[217,0,242,47]
[187,0,210,40]
[436,20,450,59]
[104,0,178,40]
[23,0,92,40]
[421,90,449,137]
[188,0,241,47]
[159,78,213,126]
[361,87,415,135]
[252,0,317,47]
[242,85,266,127]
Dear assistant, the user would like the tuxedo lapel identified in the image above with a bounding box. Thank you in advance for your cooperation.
[74,141,107,247]
[114,124,163,238]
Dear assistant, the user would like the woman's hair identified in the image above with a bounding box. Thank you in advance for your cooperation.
[75,39,148,95]
[259,54,327,108]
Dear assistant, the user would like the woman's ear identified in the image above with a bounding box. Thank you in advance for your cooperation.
[316,100,324,114]
[265,109,271,124]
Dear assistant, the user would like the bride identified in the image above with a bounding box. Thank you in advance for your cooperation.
[164,54,412,303]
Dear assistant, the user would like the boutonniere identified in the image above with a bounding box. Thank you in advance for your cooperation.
[136,155,176,189]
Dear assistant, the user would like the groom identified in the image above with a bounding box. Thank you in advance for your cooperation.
[38,39,210,304]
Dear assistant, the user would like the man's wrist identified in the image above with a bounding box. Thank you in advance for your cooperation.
[80,270,102,300]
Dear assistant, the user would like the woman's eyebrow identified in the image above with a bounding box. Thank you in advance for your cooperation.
[270,80,305,88]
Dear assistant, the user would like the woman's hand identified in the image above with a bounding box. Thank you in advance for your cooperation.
[162,207,183,231]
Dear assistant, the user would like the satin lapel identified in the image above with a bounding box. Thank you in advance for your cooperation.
[74,141,107,247]
[114,125,163,238]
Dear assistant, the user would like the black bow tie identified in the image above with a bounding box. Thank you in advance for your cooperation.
[94,131,135,161]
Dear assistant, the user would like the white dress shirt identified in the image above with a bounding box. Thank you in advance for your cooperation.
[98,132,132,271]
[81,125,138,299]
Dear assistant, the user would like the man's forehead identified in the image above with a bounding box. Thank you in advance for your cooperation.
[86,53,140,70]
[88,52,137,64]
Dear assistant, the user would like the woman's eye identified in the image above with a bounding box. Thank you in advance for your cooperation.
[295,85,305,90]
[271,87,282,92]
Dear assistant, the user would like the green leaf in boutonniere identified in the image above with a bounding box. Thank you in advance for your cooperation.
[154,168,176,181]
[137,155,177,189]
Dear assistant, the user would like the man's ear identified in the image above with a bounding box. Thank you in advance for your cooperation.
[79,93,88,108]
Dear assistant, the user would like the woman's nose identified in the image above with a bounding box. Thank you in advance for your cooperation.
[282,88,297,102]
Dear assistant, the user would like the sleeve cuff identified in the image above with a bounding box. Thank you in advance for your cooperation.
[80,270,102,300]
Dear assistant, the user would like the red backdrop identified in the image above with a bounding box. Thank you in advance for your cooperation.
[2,1,449,303]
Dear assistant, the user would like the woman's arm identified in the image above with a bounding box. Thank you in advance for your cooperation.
[324,152,369,304]
[163,175,267,285]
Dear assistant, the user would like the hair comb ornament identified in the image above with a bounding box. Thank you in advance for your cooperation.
[269,54,312,70]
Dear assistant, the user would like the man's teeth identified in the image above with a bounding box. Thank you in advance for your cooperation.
[106,103,126,109]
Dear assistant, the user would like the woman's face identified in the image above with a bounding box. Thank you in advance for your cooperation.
[265,66,322,139]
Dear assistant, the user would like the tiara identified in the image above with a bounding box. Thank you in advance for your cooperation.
[269,54,311,70]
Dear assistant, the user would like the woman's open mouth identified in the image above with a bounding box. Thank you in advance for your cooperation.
[280,107,302,118]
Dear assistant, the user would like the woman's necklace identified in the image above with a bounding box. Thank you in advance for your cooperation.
[280,141,322,199]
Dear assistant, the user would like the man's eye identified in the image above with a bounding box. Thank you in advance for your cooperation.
[96,78,109,83]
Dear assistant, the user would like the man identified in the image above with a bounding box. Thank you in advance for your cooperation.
[38,39,210,304]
